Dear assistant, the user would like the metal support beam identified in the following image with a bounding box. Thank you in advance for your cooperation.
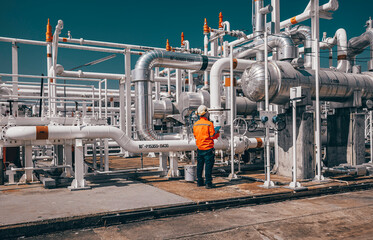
[176,69,182,103]
[62,141,73,178]
[104,138,109,171]
[69,139,90,190]
[125,51,132,141]
[92,141,97,169]
[311,0,324,181]
[370,111,373,163]
[12,42,18,117]
[19,143,37,183]
[167,152,180,178]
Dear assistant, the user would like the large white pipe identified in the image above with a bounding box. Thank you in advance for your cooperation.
[319,28,348,71]
[280,0,339,29]
[209,58,256,126]
[3,126,265,154]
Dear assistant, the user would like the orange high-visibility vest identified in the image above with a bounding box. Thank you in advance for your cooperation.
[193,116,219,150]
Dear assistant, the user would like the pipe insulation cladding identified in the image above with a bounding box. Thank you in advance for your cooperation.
[132,50,218,140]
[233,34,297,61]
[241,61,373,105]
[3,126,265,154]
[348,28,373,61]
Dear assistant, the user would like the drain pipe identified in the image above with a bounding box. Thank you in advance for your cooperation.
[132,50,217,140]
[3,126,265,154]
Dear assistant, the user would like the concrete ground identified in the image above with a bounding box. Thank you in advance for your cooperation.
[0,178,192,226]
[1,156,373,239]
[24,189,373,240]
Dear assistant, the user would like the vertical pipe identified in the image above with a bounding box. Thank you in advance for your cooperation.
[99,139,104,171]
[369,110,373,163]
[191,151,195,165]
[223,41,228,58]
[188,71,193,92]
[92,141,97,169]
[155,68,161,100]
[110,99,114,125]
[125,52,132,138]
[176,69,182,103]
[119,53,126,140]
[263,14,273,187]
[292,98,297,185]
[104,138,109,171]
[99,80,102,118]
[254,0,264,35]
[204,34,209,89]
[255,0,264,61]
[47,42,53,118]
[311,0,323,181]
[270,0,280,171]
[104,79,108,119]
[12,42,18,117]
[39,75,44,117]
[271,0,280,34]
[91,85,95,117]
[229,45,235,178]
[167,68,171,96]
[82,101,87,116]
[0,146,3,185]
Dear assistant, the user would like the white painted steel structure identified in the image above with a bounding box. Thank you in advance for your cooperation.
[1,0,373,190]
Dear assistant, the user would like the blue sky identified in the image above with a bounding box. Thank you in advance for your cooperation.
[0,0,372,88]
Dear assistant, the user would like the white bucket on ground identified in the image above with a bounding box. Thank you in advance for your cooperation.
[184,165,196,182]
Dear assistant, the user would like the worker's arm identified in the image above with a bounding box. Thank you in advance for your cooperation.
[209,123,220,139]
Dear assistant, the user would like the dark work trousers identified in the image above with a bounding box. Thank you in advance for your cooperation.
[197,148,215,185]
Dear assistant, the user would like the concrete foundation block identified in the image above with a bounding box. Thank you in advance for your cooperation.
[277,109,315,180]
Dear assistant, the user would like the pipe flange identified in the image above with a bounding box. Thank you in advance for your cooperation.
[0,125,8,140]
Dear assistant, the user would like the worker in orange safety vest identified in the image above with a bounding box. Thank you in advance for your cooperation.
[193,105,220,189]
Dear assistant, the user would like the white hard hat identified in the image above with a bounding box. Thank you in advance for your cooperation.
[197,105,208,116]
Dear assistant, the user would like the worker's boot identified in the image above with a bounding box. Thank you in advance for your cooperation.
[197,179,205,187]
[205,183,214,189]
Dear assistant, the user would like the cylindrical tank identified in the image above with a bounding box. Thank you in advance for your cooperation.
[153,99,175,119]
[241,61,373,105]
[177,90,210,116]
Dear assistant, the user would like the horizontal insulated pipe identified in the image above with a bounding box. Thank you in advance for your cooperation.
[233,34,297,61]
[241,61,373,105]
[55,64,176,83]
[132,50,218,140]
[55,64,125,80]
[279,0,339,29]
[4,126,265,153]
